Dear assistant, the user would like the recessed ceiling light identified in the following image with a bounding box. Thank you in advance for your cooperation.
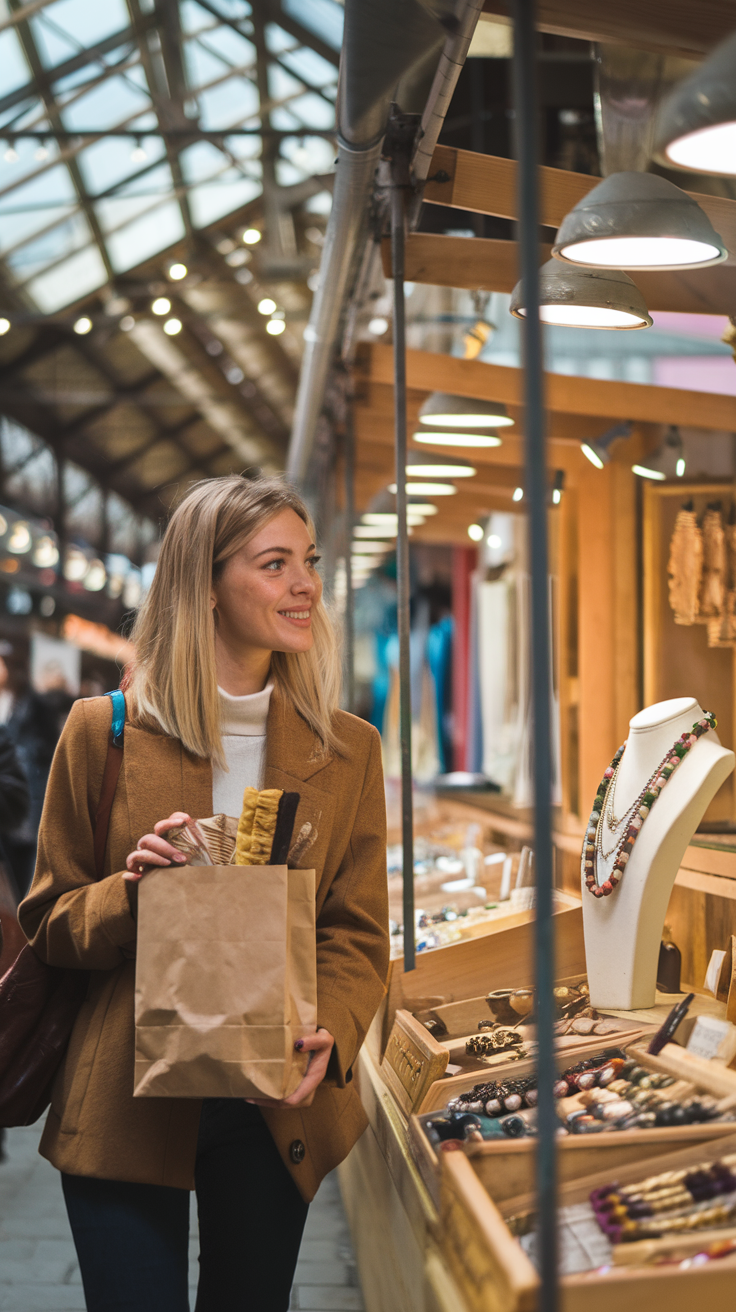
[243,228,262,245]
[468,524,484,541]
[168,263,187,280]
[73,316,92,335]
[152,297,171,315]
[258,297,277,315]
[266,319,285,335]
[0,318,10,335]
[163,318,182,335]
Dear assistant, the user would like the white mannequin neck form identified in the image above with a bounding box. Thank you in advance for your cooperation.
[582,696,734,1010]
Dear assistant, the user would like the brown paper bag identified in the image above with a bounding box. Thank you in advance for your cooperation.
[133,865,317,1101]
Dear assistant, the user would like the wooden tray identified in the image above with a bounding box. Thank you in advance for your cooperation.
[411,1040,736,1208]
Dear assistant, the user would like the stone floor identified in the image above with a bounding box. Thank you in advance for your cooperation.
[0,1123,364,1312]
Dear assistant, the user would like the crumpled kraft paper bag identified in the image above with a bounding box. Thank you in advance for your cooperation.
[134,865,317,1101]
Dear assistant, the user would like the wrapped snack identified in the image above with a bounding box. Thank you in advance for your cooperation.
[168,814,238,865]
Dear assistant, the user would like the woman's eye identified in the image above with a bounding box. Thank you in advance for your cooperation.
[264,558,284,571]
[308,555,321,569]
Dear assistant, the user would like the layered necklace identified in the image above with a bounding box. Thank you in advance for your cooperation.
[582,711,716,898]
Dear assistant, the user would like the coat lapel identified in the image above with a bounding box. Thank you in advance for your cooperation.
[264,692,336,891]
[123,725,212,850]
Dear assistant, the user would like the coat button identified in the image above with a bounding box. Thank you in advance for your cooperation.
[290,1139,306,1164]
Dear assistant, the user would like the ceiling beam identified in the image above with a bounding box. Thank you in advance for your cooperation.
[423,146,736,261]
[359,342,736,431]
[265,0,340,68]
[480,0,736,58]
[382,231,736,316]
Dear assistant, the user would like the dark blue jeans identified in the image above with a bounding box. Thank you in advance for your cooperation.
[62,1100,309,1312]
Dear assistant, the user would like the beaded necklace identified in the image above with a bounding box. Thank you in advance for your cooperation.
[582,711,716,898]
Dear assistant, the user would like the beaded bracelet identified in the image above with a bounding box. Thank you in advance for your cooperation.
[582,711,716,898]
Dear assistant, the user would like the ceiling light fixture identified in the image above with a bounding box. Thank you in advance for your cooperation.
[0,318,10,335]
[130,137,147,163]
[354,525,397,539]
[510,260,652,329]
[632,464,666,481]
[258,298,277,315]
[163,318,182,335]
[654,31,736,175]
[73,316,92,335]
[3,144,18,163]
[551,470,564,505]
[631,425,685,481]
[413,429,502,448]
[368,317,389,335]
[406,452,476,478]
[418,392,514,429]
[405,503,439,516]
[389,481,457,496]
[168,263,187,280]
[34,140,49,162]
[243,228,262,245]
[512,486,524,502]
[266,319,285,335]
[119,315,135,332]
[552,172,727,270]
[580,421,632,469]
[152,297,171,315]
[468,523,484,542]
[351,541,392,554]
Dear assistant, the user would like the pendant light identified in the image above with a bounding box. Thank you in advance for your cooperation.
[552,172,727,271]
[632,426,685,481]
[405,451,476,478]
[413,429,502,449]
[654,32,736,175]
[418,392,515,429]
[510,261,652,329]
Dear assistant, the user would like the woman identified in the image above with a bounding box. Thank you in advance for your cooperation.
[19,475,390,1312]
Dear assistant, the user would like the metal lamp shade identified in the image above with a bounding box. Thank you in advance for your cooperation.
[551,171,727,271]
[417,391,514,428]
[510,260,652,329]
[654,32,736,175]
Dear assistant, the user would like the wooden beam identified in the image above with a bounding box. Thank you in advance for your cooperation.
[383,231,736,316]
[359,343,736,431]
[423,147,736,262]
[481,0,736,58]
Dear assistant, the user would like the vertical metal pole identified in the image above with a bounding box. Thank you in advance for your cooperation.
[344,399,356,715]
[511,2,557,1308]
[391,148,415,974]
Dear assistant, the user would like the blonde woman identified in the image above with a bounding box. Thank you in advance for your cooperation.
[19,476,390,1312]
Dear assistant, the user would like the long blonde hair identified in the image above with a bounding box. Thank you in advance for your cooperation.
[126,475,342,763]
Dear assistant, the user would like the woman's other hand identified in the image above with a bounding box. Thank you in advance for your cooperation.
[123,812,192,881]
[245,1029,335,1109]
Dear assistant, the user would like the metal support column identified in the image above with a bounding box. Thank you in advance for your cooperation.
[387,107,419,973]
[344,398,356,715]
[511,3,557,1308]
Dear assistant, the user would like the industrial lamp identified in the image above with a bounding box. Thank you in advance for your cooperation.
[510,261,652,330]
[405,451,476,478]
[632,426,686,481]
[418,392,514,429]
[654,32,736,175]
[552,172,727,271]
[580,421,632,469]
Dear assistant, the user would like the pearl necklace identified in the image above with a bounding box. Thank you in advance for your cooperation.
[582,712,716,898]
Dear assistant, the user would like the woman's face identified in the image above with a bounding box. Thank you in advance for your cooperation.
[211,508,322,656]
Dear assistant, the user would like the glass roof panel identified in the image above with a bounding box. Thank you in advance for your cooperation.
[0,164,76,252]
[282,91,336,131]
[106,200,186,272]
[197,78,260,130]
[274,42,338,89]
[282,0,343,49]
[26,242,108,311]
[189,174,260,227]
[30,14,81,68]
[78,137,166,196]
[184,38,231,87]
[34,0,130,50]
[60,73,152,131]
[193,21,255,67]
[0,27,32,95]
[7,211,91,282]
[95,162,176,234]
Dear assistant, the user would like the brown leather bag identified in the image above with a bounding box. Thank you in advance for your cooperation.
[0,694,124,1127]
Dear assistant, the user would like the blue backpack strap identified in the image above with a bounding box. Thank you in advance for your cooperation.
[105,689,126,747]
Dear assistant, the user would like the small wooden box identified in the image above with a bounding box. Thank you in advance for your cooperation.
[381,1009,449,1116]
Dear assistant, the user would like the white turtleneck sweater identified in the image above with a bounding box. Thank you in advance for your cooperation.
[212,683,273,817]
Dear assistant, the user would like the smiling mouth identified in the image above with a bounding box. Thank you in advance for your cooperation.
[280,609,311,620]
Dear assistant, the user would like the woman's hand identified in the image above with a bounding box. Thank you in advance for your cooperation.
[246,1028,335,1109]
[123,812,192,881]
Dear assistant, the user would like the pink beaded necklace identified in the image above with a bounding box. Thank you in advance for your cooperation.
[582,711,716,898]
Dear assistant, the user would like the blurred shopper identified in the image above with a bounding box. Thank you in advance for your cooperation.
[2,656,74,898]
[19,476,390,1312]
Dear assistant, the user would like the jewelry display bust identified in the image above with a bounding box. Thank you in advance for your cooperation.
[582,697,734,1010]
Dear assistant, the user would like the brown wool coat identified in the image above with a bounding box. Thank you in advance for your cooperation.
[18,692,389,1203]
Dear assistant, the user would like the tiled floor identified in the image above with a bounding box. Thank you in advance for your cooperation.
[0,1123,364,1312]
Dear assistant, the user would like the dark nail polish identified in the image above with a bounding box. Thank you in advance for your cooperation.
[294,1040,304,1051]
